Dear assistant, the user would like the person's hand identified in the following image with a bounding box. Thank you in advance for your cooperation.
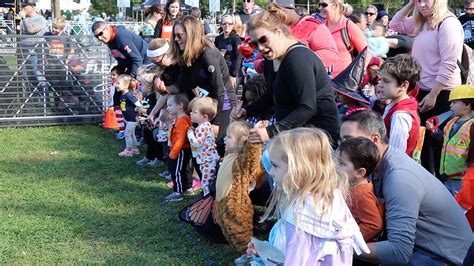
[211,125,219,137]
[247,241,257,255]
[230,101,246,121]
[254,120,269,129]
[425,121,435,131]
[249,126,269,144]
[418,92,437,113]
[230,76,237,89]
[154,77,168,95]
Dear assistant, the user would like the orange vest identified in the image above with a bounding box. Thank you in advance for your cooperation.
[161,21,173,39]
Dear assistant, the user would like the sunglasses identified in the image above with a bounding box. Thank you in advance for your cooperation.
[221,22,233,25]
[249,34,270,47]
[94,27,107,38]
[365,12,376,16]
[244,0,252,3]
[319,3,328,8]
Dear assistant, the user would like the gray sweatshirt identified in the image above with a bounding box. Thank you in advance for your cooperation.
[372,146,471,265]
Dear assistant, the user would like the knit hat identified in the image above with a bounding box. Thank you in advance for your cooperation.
[377,10,389,20]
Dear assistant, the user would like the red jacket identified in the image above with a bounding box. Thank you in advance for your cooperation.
[455,166,474,231]
[384,97,420,157]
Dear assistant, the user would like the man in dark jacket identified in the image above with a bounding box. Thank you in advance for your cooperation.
[92,21,148,78]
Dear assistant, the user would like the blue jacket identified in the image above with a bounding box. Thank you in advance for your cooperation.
[108,26,148,77]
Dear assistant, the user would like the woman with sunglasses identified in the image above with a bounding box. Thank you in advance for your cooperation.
[230,10,339,144]
[214,14,243,90]
[319,0,369,78]
[390,0,464,175]
[153,0,182,39]
[364,5,378,27]
[155,15,237,138]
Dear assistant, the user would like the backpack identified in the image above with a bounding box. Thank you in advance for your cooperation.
[341,19,359,59]
[438,16,473,85]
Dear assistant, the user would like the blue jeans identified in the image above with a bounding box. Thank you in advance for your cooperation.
[445,178,463,196]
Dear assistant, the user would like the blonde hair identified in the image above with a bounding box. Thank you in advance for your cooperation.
[220,13,244,36]
[246,10,292,37]
[413,0,449,34]
[226,121,252,154]
[169,15,214,67]
[148,38,169,50]
[262,128,348,228]
[117,74,137,92]
[137,73,156,93]
[52,16,67,30]
[328,0,353,17]
[190,97,217,120]
[267,3,297,25]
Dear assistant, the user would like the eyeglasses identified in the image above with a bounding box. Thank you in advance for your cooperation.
[153,55,165,66]
[249,34,271,47]
[221,22,233,26]
[94,27,106,38]
[174,33,185,40]
[244,0,252,3]
[319,3,328,8]
[365,12,376,16]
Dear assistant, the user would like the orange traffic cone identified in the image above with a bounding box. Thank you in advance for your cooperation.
[104,108,118,129]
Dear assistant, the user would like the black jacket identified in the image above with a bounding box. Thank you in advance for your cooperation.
[214,31,243,77]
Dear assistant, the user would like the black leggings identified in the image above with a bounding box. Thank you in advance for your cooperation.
[143,127,163,160]
[417,89,451,177]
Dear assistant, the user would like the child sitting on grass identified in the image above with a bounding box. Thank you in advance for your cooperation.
[187,97,220,196]
[338,137,384,242]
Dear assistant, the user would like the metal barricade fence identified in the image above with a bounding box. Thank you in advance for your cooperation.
[0,34,112,127]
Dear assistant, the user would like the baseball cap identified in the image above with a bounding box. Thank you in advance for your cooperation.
[21,0,36,7]
[274,0,295,9]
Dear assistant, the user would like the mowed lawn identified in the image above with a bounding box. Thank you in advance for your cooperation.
[0,125,239,264]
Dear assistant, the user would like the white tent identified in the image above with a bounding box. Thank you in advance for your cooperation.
[36,0,91,11]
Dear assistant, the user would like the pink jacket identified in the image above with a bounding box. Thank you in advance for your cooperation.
[326,17,369,77]
[389,13,463,91]
[290,15,339,69]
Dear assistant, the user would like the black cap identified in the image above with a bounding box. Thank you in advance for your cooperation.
[21,0,36,7]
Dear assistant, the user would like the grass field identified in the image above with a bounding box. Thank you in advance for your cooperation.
[0,125,240,264]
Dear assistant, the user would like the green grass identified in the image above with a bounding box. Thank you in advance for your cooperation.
[0,125,240,264]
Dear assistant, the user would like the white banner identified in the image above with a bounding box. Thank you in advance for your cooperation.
[209,0,219,12]
[117,0,130,8]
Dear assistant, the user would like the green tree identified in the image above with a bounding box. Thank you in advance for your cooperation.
[89,0,118,17]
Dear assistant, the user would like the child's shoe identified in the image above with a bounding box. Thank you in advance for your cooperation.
[136,157,152,166]
[130,148,140,155]
[146,158,162,167]
[115,131,125,140]
[165,192,183,202]
[118,149,133,157]
[160,171,172,180]
[183,188,196,196]
[234,254,252,265]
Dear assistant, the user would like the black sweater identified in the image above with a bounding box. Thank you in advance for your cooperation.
[245,44,340,141]
[214,31,243,77]
[107,26,148,78]
[174,47,237,125]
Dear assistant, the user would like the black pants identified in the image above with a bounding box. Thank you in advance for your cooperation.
[417,90,451,177]
[169,148,193,193]
[143,127,163,160]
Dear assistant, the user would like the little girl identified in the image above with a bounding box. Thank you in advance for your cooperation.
[187,97,220,196]
[248,127,369,264]
[216,121,265,257]
[116,74,142,157]
[108,66,125,139]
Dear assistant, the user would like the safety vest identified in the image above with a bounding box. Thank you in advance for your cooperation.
[440,117,473,179]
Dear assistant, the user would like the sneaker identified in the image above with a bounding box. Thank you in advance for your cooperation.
[115,132,125,140]
[160,171,172,180]
[234,254,252,265]
[145,158,162,167]
[118,149,133,157]
[136,157,152,166]
[130,148,140,155]
[165,192,183,202]
[183,188,195,196]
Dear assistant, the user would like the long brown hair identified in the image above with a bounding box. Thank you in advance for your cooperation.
[163,0,183,24]
[169,15,213,67]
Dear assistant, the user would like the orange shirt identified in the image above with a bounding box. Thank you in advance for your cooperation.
[455,166,474,230]
[169,115,192,159]
[348,181,384,242]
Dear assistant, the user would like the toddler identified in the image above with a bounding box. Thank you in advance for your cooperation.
[109,66,126,139]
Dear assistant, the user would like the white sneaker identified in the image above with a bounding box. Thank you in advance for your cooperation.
[136,157,152,166]
[165,192,183,202]
[145,158,162,167]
